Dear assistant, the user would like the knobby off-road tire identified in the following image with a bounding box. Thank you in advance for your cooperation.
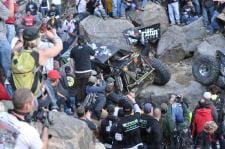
[192,55,220,85]
[149,58,171,85]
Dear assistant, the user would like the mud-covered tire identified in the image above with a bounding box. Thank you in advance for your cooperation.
[192,55,219,85]
[150,58,171,85]
[216,76,225,89]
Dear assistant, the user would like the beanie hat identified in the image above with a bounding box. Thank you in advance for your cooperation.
[48,70,61,79]
[143,103,152,114]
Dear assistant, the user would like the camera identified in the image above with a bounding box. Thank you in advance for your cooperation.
[32,108,54,126]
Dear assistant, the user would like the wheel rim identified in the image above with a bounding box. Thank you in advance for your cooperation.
[199,64,210,77]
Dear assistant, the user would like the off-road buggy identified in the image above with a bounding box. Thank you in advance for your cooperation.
[60,24,171,93]
[192,50,225,88]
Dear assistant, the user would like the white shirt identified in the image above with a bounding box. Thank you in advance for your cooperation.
[0,112,43,149]
[51,0,61,5]
[76,0,87,13]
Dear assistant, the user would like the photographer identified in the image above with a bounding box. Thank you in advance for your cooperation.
[0,89,48,149]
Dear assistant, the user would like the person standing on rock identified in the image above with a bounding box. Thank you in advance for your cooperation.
[167,0,180,25]
[70,35,95,106]
[0,89,49,149]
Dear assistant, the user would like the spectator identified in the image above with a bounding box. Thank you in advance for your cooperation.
[39,0,50,17]
[86,73,106,120]
[0,89,49,149]
[3,0,18,45]
[201,0,214,27]
[47,70,74,115]
[0,0,14,78]
[207,2,225,34]
[121,0,136,19]
[195,121,218,149]
[191,98,218,142]
[22,10,36,27]
[160,102,176,149]
[100,104,119,148]
[94,0,108,19]
[76,0,88,14]
[48,4,60,20]
[51,0,62,15]
[77,105,97,131]
[11,27,62,96]
[70,35,95,106]
[167,0,180,25]
[112,0,122,18]
[26,0,38,16]
[47,14,60,29]
[181,0,198,25]
[113,91,143,148]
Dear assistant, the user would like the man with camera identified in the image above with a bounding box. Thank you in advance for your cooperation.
[0,89,49,149]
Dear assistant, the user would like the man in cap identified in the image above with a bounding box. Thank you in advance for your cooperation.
[47,69,73,114]
[12,27,62,95]
[113,91,143,148]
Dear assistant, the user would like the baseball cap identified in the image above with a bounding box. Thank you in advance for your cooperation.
[88,76,97,84]
[203,92,212,100]
[106,77,115,84]
[23,27,39,41]
[143,103,152,114]
[48,70,61,79]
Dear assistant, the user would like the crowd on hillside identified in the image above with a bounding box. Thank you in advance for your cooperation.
[1,0,225,148]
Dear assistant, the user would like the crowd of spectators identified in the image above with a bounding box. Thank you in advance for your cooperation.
[1,0,225,148]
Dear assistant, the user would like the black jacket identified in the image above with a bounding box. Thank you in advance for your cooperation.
[113,113,142,148]
[140,114,163,149]
[70,45,95,72]
[100,115,119,145]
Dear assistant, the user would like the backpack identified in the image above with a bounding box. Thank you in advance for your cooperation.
[172,103,184,123]
[82,93,96,108]
[192,108,213,136]
[11,50,40,95]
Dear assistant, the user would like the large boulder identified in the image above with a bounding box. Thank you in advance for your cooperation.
[127,2,169,33]
[0,101,96,149]
[80,16,134,50]
[195,33,225,57]
[157,18,207,63]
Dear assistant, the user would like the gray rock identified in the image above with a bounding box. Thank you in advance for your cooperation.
[195,33,225,57]
[157,18,207,63]
[80,16,134,50]
[127,2,169,33]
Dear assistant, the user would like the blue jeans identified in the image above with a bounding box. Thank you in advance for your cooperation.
[121,2,136,17]
[112,0,122,17]
[6,24,15,45]
[0,38,11,77]
[40,7,48,17]
[202,6,214,27]
[192,0,201,16]
[168,2,180,24]
[208,10,220,32]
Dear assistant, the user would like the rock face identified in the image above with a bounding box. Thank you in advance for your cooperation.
[138,59,206,109]
[0,101,95,149]
[195,33,225,57]
[127,2,169,33]
[80,16,134,50]
[157,18,206,63]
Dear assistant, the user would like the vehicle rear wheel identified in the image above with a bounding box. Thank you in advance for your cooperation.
[146,58,171,85]
[192,55,219,85]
